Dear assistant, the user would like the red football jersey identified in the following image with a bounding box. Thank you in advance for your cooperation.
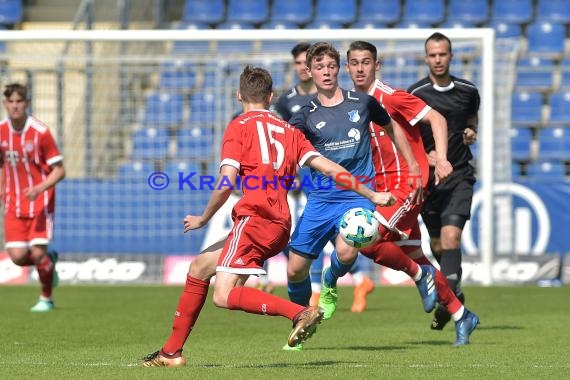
[0,116,63,218]
[220,109,320,229]
[368,80,430,191]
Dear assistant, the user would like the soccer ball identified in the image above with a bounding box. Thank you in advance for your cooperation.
[338,207,380,248]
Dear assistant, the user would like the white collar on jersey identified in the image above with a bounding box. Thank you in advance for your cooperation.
[432,81,455,92]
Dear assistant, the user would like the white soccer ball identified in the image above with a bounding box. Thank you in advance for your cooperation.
[338,207,380,248]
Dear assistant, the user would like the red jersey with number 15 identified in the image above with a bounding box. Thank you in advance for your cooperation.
[368,79,431,191]
[0,116,63,218]
[220,109,320,229]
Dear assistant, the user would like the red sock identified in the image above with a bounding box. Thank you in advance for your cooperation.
[227,286,304,320]
[35,255,54,298]
[162,275,210,355]
[362,241,419,278]
[413,256,462,314]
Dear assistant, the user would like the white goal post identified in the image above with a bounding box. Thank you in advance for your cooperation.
[0,28,503,285]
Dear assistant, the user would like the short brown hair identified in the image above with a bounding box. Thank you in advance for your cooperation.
[291,42,311,58]
[425,32,453,54]
[306,42,340,69]
[3,83,28,100]
[239,65,272,104]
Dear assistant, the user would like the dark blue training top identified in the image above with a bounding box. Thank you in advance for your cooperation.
[289,89,391,201]
[272,85,316,121]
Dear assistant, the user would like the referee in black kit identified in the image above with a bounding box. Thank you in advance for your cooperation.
[408,32,480,331]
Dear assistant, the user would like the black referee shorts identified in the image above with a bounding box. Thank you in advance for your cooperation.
[421,165,476,238]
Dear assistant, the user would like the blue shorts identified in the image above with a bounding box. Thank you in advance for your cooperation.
[289,196,374,259]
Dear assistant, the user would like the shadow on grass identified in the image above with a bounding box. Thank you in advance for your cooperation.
[405,340,450,346]
[476,325,523,331]
[200,360,350,368]
[309,345,414,351]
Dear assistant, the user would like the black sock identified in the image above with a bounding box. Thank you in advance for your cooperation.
[440,248,462,295]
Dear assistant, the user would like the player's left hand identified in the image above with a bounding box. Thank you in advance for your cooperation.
[23,186,41,201]
[183,214,206,233]
[406,164,423,205]
[463,127,477,145]
[434,158,453,186]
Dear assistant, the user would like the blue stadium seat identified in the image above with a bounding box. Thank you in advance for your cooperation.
[380,56,421,90]
[171,21,211,54]
[260,20,297,29]
[515,57,554,92]
[511,91,543,128]
[176,127,214,160]
[538,127,570,161]
[401,0,445,25]
[117,161,154,179]
[157,60,198,93]
[216,21,256,53]
[182,0,225,25]
[491,0,533,24]
[304,20,344,30]
[351,20,389,30]
[271,0,314,26]
[0,0,22,25]
[536,0,570,23]
[439,20,477,29]
[164,160,201,176]
[526,21,566,58]
[216,21,256,29]
[447,0,489,25]
[548,91,570,125]
[313,0,357,25]
[510,128,533,161]
[226,0,269,25]
[189,91,218,126]
[358,0,401,25]
[130,127,170,160]
[490,20,523,39]
[559,58,570,90]
[526,160,567,180]
[143,92,185,127]
[393,20,432,29]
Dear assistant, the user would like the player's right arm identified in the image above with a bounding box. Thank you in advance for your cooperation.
[0,166,3,207]
[421,108,453,185]
[184,120,242,232]
[184,164,238,232]
[368,95,422,202]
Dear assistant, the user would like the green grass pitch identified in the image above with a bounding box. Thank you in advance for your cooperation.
[1,285,568,379]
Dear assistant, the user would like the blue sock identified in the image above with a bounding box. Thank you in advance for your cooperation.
[324,251,355,288]
[349,253,371,275]
[287,276,312,306]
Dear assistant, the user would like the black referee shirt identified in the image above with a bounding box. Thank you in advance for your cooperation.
[408,76,480,169]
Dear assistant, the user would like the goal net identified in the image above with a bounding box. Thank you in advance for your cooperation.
[0,28,516,285]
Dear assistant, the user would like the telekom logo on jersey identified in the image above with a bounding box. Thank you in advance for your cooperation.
[147,171,420,191]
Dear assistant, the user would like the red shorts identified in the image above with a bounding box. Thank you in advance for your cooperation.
[376,187,422,246]
[4,212,54,249]
[217,215,289,275]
